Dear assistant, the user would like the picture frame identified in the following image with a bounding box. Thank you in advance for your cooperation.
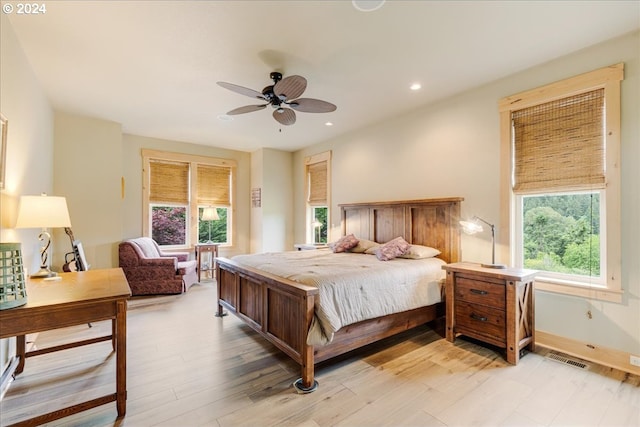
[0,114,7,190]
[72,240,90,271]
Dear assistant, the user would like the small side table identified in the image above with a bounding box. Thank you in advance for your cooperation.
[294,243,329,251]
[195,243,219,282]
[442,262,537,364]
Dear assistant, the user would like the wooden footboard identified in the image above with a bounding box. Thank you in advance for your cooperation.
[216,257,319,391]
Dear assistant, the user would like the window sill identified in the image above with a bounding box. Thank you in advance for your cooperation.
[535,277,623,303]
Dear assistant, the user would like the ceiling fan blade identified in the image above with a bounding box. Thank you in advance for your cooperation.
[273,108,296,125]
[217,81,265,100]
[227,104,268,115]
[289,98,337,113]
[274,75,307,100]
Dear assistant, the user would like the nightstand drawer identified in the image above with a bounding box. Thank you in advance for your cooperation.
[455,276,505,309]
[454,300,506,345]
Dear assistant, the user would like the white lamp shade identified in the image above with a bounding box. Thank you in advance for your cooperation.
[459,220,483,235]
[15,195,72,229]
[201,207,219,221]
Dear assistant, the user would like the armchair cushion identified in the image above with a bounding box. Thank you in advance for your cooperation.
[119,237,197,296]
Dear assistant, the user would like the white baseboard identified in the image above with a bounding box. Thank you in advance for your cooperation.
[536,329,640,376]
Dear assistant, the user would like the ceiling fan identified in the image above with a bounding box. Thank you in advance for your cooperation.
[217,72,337,126]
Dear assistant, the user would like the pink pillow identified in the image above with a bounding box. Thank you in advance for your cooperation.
[375,237,411,261]
[329,234,359,253]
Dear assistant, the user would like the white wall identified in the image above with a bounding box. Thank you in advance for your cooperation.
[53,112,123,269]
[0,12,54,384]
[293,31,640,357]
[250,148,293,253]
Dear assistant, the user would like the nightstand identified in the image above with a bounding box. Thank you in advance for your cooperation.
[195,243,219,282]
[442,262,537,364]
[294,243,328,251]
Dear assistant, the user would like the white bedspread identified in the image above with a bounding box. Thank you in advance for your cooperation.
[231,249,445,346]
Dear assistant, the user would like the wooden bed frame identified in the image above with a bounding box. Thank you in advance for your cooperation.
[216,197,462,393]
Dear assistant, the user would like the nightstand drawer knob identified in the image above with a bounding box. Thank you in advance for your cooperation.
[470,313,488,322]
[470,289,488,295]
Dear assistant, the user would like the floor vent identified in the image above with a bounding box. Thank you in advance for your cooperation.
[546,351,591,370]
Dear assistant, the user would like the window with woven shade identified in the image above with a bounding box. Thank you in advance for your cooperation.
[149,160,190,204]
[142,149,237,249]
[197,165,231,207]
[512,89,604,194]
[305,151,331,244]
[499,63,622,301]
[307,161,327,206]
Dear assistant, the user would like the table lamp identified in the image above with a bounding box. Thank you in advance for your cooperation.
[15,194,72,278]
[459,216,506,269]
[311,220,323,244]
[201,207,219,243]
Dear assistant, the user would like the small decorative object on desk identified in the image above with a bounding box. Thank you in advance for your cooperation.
[0,242,28,310]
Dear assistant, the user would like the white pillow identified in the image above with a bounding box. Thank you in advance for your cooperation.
[398,244,441,259]
[349,238,379,253]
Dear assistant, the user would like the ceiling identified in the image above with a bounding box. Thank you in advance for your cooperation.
[6,1,639,153]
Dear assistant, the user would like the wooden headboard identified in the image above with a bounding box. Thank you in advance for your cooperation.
[339,197,463,263]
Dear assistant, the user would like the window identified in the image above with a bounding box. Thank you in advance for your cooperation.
[143,149,236,249]
[305,151,331,244]
[517,191,603,282]
[148,160,189,246]
[311,206,328,244]
[499,64,623,302]
[196,164,231,245]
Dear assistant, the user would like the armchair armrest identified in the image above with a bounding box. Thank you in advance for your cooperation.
[160,250,189,262]
[138,257,178,269]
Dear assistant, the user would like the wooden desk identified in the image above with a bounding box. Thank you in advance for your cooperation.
[195,243,219,281]
[0,268,131,427]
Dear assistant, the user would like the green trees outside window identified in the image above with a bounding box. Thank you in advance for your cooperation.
[151,206,228,246]
[198,207,228,244]
[313,207,328,244]
[522,193,600,277]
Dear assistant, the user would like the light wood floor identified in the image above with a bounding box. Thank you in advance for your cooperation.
[1,281,638,427]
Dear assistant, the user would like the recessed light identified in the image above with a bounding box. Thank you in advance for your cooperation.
[410,83,422,91]
[352,0,386,12]
[325,122,334,126]
[217,114,233,121]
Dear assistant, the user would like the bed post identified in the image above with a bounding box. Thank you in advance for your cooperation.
[215,262,228,317]
[293,292,318,393]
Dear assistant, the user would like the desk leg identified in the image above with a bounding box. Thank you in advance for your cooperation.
[196,248,201,283]
[15,335,26,375]
[115,300,127,417]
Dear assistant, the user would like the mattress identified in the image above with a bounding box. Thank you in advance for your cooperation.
[231,249,446,346]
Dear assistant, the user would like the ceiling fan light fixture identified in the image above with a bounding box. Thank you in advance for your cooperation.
[218,72,336,125]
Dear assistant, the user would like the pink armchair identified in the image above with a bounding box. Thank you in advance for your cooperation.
[118,237,198,296]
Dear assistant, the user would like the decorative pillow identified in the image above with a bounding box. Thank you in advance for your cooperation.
[329,234,359,253]
[349,238,379,253]
[399,244,441,259]
[375,236,411,261]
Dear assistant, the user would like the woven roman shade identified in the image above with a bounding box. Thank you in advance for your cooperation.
[307,161,327,206]
[149,160,189,204]
[197,165,231,206]
[512,88,605,193]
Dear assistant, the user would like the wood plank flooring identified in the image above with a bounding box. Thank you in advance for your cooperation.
[1,282,638,426]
